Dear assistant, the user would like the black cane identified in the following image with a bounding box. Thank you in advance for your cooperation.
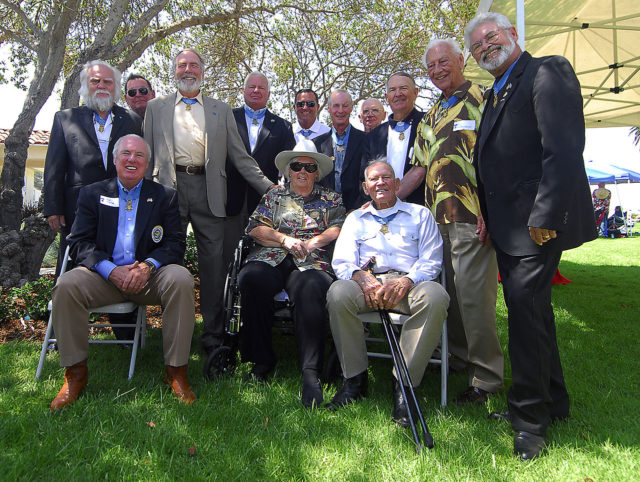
[379,308,434,451]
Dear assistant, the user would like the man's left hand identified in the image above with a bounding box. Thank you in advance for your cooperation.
[109,261,151,294]
[529,226,557,246]
[375,276,414,310]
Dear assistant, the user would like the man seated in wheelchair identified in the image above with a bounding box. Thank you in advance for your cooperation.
[238,139,346,407]
[326,160,449,426]
[49,134,196,411]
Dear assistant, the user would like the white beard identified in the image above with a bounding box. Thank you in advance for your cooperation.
[84,90,114,112]
[177,75,201,95]
[478,35,516,72]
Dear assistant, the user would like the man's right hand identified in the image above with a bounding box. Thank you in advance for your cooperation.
[108,262,150,295]
[47,215,66,233]
[352,270,383,309]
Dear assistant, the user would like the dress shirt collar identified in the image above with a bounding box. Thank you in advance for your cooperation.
[117,178,144,196]
[175,91,204,106]
[362,198,412,217]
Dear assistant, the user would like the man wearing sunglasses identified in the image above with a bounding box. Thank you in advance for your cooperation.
[465,12,596,460]
[362,72,425,206]
[292,88,330,142]
[124,74,155,118]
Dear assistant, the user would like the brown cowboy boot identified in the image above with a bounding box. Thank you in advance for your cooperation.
[50,359,88,411]
[165,365,196,404]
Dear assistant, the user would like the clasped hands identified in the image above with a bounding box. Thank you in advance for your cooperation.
[108,261,151,295]
[281,235,320,260]
[353,270,414,310]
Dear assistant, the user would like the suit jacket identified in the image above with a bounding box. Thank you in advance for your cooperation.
[226,107,295,216]
[362,108,425,205]
[68,178,185,270]
[42,104,143,228]
[474,52,596,256]
[143,92,273,217]
[314,127,366,210]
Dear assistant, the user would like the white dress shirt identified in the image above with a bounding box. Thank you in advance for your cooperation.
[94,112,113,169]
[293,119,330,142]
[386,126,412,180]
[332,198,442,284]
[174,92,205,167]
[244,105,266,153]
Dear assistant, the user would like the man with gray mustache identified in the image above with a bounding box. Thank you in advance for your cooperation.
[144,49,273,356]
[44,59,143,276]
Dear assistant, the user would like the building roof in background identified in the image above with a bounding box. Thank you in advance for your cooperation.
[0,129,50,145]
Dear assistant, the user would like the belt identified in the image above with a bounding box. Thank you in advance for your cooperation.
[373,269,407,276]
[176,164,205,175]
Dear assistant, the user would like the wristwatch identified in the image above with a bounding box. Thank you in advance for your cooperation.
[142,260,157,275]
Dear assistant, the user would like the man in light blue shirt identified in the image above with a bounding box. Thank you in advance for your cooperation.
[326,161,449,426]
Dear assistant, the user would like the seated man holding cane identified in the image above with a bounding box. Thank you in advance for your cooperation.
[49,134,196,411]
[326,160,449,426]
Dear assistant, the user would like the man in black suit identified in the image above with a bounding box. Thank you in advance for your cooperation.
[362,72,425,205]
[43,60,143,340]
[313,89,366,211]
[465,12,596,460]
[49,134,196,411]
[226,71,296,217]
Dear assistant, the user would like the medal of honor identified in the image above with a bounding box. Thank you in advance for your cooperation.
[380,224,389,234]
[126,200,133,211]
[399,132,405,140]
[99,125,104,132]
[493,96,497,107]
[185,104,191,111]
[337,145,344,152]
[252,118,258,125]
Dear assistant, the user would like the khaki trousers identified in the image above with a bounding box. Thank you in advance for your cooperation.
[439,222,504,392]
[327,278,449,387]
[51,265,195,367]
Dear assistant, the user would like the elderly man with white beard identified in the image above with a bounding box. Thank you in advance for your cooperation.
[144,49,273,356]
[44,59,143,277]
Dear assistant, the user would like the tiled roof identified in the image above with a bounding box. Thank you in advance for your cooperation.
[0,128,50,145]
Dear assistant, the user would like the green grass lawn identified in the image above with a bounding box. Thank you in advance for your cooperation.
[1,237,639,480]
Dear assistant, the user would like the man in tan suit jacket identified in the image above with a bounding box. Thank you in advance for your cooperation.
[144,48,273,355]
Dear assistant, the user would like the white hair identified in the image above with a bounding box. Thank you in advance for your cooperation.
[423,38,462,68]
[327,89,353,108]
[464,12,513,48]
[112,134,151,162]
[244,71,270,91]
[78,60,121,107]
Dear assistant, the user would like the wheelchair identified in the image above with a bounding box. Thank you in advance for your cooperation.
[203,236,301,379]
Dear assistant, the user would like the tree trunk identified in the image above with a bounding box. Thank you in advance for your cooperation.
[0,0,80,287]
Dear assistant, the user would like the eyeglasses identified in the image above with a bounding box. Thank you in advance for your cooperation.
[127,87,149,97]
[296,100,316,108]
[470,29,505,55]
[289,161,318,173]
[362,108,381,116]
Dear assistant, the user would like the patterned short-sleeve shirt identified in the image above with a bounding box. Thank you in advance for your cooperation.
[411,81,486,225]
[245,183,345,273]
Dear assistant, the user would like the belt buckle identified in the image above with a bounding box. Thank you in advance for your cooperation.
[186,165,199,175]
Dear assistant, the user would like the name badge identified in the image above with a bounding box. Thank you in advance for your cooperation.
[453,120,476,131]
[99,195,119,207]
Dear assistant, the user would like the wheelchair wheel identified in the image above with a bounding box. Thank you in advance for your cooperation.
[203,346,237,380]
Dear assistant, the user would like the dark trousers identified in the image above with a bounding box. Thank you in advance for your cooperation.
[238,256,332,373]
[496,245,569,436]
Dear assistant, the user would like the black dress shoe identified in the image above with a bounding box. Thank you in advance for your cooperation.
[454,386,490,405]
[243,363,274,383]
[301,377,323,408]
[513,431,546,460]
[392,378,417,428]
[326,371,368,410]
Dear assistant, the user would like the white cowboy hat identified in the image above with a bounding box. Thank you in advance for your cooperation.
[275,138,333,180]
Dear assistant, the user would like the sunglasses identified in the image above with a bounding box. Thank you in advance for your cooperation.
[289,161,318,173]
[127,87,149,97]
[296,100,316,108]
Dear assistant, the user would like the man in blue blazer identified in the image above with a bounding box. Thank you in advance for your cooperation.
[313,89,366,211]
[466,12,596,460]
[50,134,196,411]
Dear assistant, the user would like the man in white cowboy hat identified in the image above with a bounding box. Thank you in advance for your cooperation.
[238,138,345,408]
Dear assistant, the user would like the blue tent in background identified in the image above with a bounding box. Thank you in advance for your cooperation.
[610,164,640,183]
[585,166,615,184]
[586,160,640,184]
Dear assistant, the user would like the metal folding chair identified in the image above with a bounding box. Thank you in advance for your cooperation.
[35,246,147,380]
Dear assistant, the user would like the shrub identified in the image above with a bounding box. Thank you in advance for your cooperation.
[184,231,199,279]
[1,276,54,323]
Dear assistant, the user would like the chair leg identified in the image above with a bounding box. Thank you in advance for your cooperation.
[36,313,55,379]
[128,307,145,380]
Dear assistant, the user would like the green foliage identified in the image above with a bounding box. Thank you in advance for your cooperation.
[630,126,640,149]
[0,276,54,323]
[184,231,199,279]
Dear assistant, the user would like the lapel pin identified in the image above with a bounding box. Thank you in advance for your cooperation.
[147,198,153,202]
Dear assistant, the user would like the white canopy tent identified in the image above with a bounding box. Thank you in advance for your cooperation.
[463,0,640,128]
